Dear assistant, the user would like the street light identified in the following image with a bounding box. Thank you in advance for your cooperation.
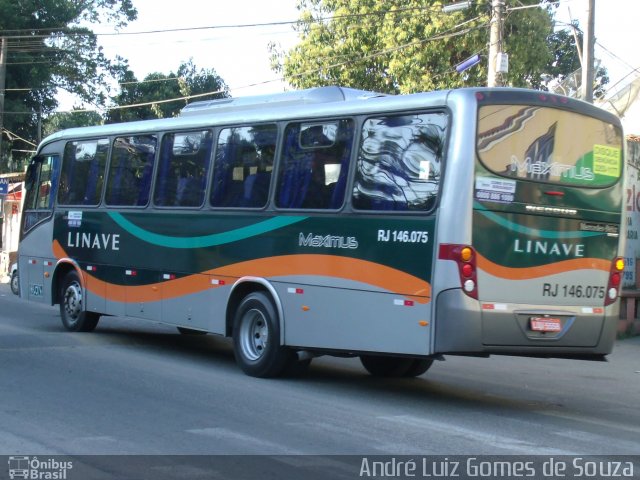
[442,1,477,74]
[442,1,471,13]
[455,54,481,73]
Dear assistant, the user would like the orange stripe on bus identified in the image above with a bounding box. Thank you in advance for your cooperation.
[476,252,611,280]
[214,255,431,301]
[53,241,431,304]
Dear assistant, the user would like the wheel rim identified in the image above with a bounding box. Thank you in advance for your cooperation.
[11,275,18,293]
[63,281,83,325]
[239,307,269,361]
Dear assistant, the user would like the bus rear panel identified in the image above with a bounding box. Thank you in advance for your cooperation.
[435,90,623,358]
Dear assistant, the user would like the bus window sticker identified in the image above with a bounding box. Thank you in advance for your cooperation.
[474,176,516,204]
[593,144,621,178]
[68,210,83,228]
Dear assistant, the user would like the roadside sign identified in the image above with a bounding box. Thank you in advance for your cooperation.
[0,178,9,195]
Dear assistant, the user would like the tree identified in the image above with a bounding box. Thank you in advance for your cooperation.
[42,110,104,138]
[0,0,137,170]
[270,0,607,95]
[106,59,230,123]
[545,20,609,99]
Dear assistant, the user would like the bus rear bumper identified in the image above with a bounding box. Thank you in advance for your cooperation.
[434,289,618,357]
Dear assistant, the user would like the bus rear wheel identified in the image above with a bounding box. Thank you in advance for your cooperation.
[403,358,434,377]
[232,291,294,378]
[59,270,100,332]
[360,355,433,377]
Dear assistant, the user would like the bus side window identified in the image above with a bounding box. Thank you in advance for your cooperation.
[57,139,108,206]
[154,130,212,207]
[35,159,53,209]
[210,124,276,208]
[105,135,157,207]
[275,119,353,210]
[352,112,447,212]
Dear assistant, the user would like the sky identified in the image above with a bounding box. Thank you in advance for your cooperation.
[554,0,639,95]
[79,0,640,112]
[93,0,300,98]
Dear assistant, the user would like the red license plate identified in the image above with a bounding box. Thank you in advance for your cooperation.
[530,317,562,332]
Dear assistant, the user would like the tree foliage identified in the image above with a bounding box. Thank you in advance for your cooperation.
[106,59,230,123]
[0,0,137,167]
[545,21,608,99]
[42,110,104,138]
[271,0,607,95]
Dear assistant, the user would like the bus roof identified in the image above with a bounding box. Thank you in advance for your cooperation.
[180,86,386,116]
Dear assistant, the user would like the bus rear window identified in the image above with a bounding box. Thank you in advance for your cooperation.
[352,112,447,212]
[477,105,623,187]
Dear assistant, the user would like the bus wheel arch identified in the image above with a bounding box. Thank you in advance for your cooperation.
[51,261,79,306]
[225,278,284,339]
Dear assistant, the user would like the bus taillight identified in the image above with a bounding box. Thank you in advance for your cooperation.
[438,244,478,299]
[605,257,625,306]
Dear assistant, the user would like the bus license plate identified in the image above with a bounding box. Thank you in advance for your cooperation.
[530,317,562,332]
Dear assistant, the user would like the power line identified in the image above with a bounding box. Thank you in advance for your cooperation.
[101,17,486,110]
[2,14,486,139]
[553,15,639,100]
[5,10,487,94]
[0,4,471,39]
[0,4,467,66]
[1,127,37,147]
[13,2,617,125]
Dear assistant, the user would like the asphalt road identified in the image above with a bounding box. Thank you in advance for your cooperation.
[1,282,639,458]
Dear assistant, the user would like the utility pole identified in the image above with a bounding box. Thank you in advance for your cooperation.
[0,36,7,163]
[580,0,595,103]
[488,0,506,87]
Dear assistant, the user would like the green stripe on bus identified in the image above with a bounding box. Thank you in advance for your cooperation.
[474,203,602,239]
[108,212,308,248]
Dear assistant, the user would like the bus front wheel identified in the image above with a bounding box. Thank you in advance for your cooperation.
[59,270,100,332]
[232,291,293,378]
[360,355,433,377]
[10,269,19,295]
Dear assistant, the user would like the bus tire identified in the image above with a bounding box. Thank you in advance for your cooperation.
[402,358,434,377]
[232,291,293,378]
[10,269,19,295]
[360,355,415,377]
[59,270,100,332]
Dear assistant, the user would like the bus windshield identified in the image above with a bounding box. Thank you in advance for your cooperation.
[477,105,623,188]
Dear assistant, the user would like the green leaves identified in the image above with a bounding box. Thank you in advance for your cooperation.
[106,59,229,123]
[0,0,138,168]
[273,0,607,96]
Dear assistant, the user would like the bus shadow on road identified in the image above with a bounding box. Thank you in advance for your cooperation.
[293,356,564,415]
[37,316,569,416]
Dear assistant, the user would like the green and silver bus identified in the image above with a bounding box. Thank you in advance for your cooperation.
[18,87,625,377]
